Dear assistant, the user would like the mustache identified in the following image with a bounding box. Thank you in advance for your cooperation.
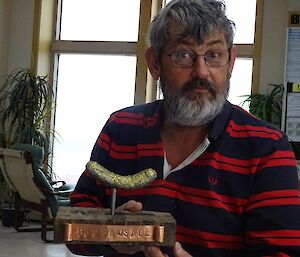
[181,78,216,96]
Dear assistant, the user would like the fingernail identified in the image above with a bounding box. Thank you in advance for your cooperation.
[175,242,182,249]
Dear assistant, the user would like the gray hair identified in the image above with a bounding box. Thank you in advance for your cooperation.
[147,0,235,55]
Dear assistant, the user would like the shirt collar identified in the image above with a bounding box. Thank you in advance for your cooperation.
[156,99,232,142]
[208,100,232,142]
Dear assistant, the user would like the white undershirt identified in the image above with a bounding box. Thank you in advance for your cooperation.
[163,137,210,179]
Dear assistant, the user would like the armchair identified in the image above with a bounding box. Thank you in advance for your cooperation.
[0,144,74,242]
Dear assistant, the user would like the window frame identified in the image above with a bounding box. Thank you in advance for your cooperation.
[29,0,263,179]
[32,0,263,107]
[49,0,164,105]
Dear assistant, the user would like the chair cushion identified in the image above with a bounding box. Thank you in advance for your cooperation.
[9,143,59,216]
[10,143,44,173]
[10,144,51,190]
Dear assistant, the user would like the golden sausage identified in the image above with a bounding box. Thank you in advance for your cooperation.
[86,161,157,189]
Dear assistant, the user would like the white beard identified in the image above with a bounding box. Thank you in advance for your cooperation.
[161,76,229,126]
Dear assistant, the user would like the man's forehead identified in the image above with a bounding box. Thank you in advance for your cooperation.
[177,32,227,47]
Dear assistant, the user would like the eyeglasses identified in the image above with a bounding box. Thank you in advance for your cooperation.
[163,49,231,68]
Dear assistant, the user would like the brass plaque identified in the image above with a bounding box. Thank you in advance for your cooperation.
[65,223,164,243]
[54,207,176,246]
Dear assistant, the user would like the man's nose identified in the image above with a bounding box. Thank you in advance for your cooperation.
[191,56,210,78]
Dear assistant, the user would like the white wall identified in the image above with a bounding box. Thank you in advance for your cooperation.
[289,0,300,10]
[7,0,35,72]
[0,0,11,85]
[259,0,288,93]
[0,0,34,77]
[259,0,300,93]
[0,0,34,136]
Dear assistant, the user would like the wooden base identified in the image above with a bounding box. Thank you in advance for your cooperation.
[54,206,176,247]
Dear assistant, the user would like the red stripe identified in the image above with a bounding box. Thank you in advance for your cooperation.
[107,179,247,208]
[149,180,247,206]
[177,234,243,249]
[249,189,300,202]
[109,149,163,159]
[195,151,258,174]
[193,159,255,174]
[99,132,111,143]
[97,137,164,159]
[114,186,244,213]
[227,129,280,140]
[109,112,159,128]
[138,143,164,150]
[246,236,300,247]
[257,150,296,169]
[109,117,149,127]
[137,143,164,156]
[70,193,104,208]
[226,120,282,140]
[111,142,136,152]
[203,152,258,167]
[262,253,291,257]
[138,149,164,157]
[263,150,296,159]
[177,226,243,242]
[110,112,153,120]
[97,132,111,151]
[246,197,300,212]
[110,151,137,159]
[229,120,283,137]
[99,140,110,152]
[71,202,96,208]
[247,229,300,238]
[259,158,296,169]
[110,143,163,154]
[194,150,296,175]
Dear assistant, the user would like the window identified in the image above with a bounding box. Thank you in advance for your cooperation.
[51,0,261,184]
[224,0,257,108]
[51,0,143,184]
[53,55,136,183]
[59,0,140,41]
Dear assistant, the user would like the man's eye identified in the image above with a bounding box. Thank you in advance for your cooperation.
[206,51,222,59]
[175,51,192,59]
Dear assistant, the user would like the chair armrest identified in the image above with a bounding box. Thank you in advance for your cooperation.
[50,180,66,188]
[55,190,73,198]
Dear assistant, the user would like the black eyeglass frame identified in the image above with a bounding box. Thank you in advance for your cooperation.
[162,48,232,68]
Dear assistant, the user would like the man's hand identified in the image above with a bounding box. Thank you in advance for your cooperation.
[111,201,191,257]
[117,199,143,212]
[144,242,192,257]
[111,200,144,255]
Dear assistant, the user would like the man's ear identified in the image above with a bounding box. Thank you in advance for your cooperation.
[145,47,160,81]
[229,45,237,75]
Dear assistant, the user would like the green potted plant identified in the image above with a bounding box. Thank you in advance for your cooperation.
[0,68,56,225]
[240,83,283,127]
[0,188,24,227]
[0,68,55,177]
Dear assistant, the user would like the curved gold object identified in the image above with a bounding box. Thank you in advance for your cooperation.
[86,161,157,189]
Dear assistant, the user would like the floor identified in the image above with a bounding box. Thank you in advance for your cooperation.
[0,221,83,257]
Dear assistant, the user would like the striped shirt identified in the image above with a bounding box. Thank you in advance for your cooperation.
[67,100,300,257]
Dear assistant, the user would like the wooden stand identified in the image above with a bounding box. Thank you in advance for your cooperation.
[54,206,176,247]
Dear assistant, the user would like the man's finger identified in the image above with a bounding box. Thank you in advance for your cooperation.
[117,200,143,212]
[173,242,192,257]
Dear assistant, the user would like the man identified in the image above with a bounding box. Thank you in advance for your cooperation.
[67,0,300,256]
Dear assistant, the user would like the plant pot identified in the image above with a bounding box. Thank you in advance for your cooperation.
[1,207,24,227]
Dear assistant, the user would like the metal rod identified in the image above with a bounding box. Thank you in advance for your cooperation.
[110,188,116,215]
